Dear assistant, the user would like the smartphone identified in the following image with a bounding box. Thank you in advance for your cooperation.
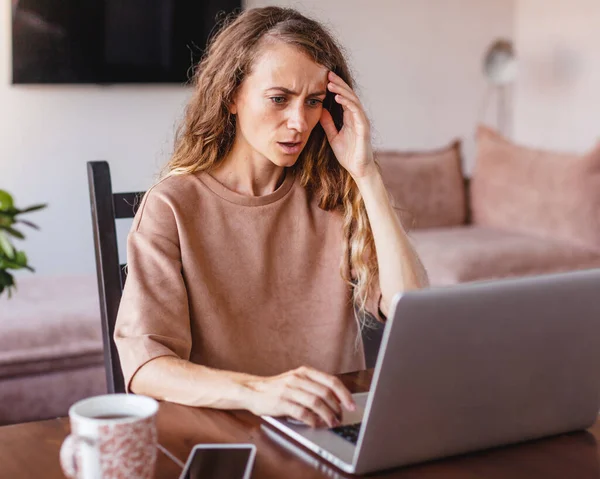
[178,443,257,479]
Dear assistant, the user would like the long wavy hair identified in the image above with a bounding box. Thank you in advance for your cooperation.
[165,7,380,329]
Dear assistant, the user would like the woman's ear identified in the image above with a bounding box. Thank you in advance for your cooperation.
[228,89,238,115]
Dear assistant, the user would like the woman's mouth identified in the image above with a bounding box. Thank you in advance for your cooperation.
[277,141,303,154]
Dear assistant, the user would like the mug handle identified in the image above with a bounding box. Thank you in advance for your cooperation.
[60,434,95,479]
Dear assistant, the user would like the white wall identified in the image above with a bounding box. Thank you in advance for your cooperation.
[1,0,515,277]
[513,0,600,151]
[246,0,516,166]
[0,1,192,276]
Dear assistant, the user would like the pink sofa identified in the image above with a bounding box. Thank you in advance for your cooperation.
[379,126,600,287]
[411,224,600,286]
[0,275,106,425]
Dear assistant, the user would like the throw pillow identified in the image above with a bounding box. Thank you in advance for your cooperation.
[376,140,467,230]
[471,125,600,251]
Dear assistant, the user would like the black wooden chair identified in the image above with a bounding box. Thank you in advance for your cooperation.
[87,161,144,393]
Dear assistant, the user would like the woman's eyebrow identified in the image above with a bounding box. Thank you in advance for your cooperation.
[267,86,327,96]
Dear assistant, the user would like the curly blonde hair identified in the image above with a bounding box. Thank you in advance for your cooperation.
[165,7,380,329]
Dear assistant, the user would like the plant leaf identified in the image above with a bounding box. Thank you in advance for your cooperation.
[15,203,48,214]
[15,219,39,230]
[0,249,29,268]
[0,269,14,288]
[0,199,47,298]
[5,227,25,240]
[14,250,28,266]
[0,258,24,270]
[0,212,15,228]
[0,232,15,259]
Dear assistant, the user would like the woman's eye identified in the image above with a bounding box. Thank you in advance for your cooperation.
[307,99,323,107]
[270,96,286,105]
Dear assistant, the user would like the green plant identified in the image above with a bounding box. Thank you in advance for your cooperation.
[0,190,47,298]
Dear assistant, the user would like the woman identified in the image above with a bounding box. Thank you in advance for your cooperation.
[115,6,428,429]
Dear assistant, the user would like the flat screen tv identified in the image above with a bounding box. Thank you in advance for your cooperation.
[11,0,241,84]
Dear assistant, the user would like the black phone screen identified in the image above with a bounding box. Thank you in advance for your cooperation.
[181,446,253,479]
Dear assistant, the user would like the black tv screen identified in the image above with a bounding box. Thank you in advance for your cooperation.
[11,0,241,84]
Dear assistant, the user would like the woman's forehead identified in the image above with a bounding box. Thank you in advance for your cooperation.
[248,42,328,91]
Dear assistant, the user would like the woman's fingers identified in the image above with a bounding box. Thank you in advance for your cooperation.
[319,107,339,142]
[327,77,360,104]
[328,71,355,94]
[334,94,361,114]
[282,388,340,428]
[329,84,363,116]
[293,376,343,417]
[296,366,356,412]
[334,95,369,133]
[285,401,324,428]
[327,71,370,131]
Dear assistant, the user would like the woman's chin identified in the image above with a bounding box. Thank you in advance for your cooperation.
[269,153,300,168]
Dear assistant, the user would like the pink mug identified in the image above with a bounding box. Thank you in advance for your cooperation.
[59,394,159,479]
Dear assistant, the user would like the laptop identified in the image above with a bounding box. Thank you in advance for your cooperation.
[262,269,600,474]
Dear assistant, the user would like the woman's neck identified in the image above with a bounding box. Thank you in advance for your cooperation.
[210,140,286,197]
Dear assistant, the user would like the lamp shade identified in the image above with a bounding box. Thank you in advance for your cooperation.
[483,39,517,85]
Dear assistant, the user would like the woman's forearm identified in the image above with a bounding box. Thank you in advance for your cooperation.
[130,356,257,410]
[354,168,429,315]
[130,357,357,428]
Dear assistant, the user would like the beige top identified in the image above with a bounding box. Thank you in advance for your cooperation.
[114,169,381,390]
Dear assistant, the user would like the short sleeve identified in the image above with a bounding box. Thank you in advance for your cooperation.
[114,185,192,392]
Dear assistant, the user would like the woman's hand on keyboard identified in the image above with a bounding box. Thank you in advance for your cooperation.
[243,366,356,428]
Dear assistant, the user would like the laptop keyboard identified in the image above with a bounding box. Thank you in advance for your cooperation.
[330,422,362,445]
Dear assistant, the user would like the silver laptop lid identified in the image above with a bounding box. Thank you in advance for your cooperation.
[353,269,600,474]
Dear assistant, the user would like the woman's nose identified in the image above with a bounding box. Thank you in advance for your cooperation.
[287,105,309,133]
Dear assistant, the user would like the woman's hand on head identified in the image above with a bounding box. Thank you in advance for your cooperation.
[319,71,377,180]
[243,366,356,428]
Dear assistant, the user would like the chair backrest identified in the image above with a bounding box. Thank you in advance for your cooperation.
[87,161,144,393]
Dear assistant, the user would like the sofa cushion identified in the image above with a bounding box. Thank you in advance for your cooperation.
[0,275,104,379]
[411,225,600,286]
[471,125,600,251]
[0,366,106,426]
[376,140,467,229]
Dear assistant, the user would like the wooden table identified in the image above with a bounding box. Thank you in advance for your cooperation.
[1,369,600,478]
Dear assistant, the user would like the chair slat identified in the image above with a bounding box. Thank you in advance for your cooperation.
[113,192,144,219]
